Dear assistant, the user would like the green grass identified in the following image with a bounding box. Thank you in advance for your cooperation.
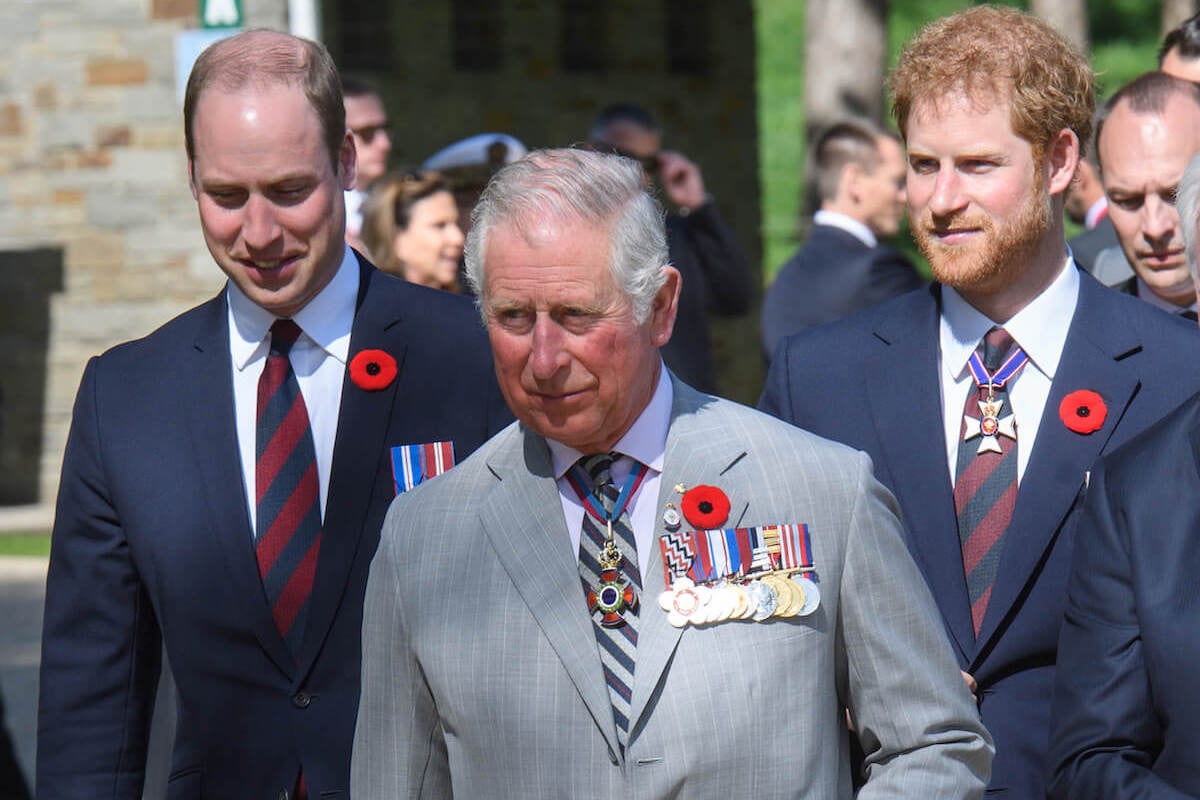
[0,532,52,557]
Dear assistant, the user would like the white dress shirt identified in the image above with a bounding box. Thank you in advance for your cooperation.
[813,209,878,248]
[547,366,672,579]
[939,256,1079,485]
[228,245,359,534]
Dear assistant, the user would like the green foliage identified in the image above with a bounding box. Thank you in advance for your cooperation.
[755,0,805,281]
[0,532,51,557]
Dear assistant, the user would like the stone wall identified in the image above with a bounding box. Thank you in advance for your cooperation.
[0,0,222,505]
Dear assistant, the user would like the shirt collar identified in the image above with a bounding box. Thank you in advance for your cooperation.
[227,245,360,371]
[940,254,1079,382]
[548,365,673,480]
[1136,277,1199,315]
[814,209,877,248]
[1085,196,1109,229]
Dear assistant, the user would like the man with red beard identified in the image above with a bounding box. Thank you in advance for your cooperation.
[1096,72,1200,319]
[760,6,1200,798]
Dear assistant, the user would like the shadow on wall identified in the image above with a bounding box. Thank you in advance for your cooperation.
[0,247,62,505]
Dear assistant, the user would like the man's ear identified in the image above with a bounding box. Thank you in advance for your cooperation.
[1046,128,1080,197]
[187,159,199,200]
[339,130,357,191]
[649,266,682,347]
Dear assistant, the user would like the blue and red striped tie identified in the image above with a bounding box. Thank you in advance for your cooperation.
[255,319,321,659]
[954,327,1022,636]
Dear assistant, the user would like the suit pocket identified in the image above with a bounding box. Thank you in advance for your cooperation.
[166,766,201,800]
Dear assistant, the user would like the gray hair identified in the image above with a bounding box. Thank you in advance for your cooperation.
[1179,151,1200,285]
[463,147,670,323]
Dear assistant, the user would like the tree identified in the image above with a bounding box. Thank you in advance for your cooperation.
[1030,0,1088,51]
[804,0,888,144]
[1163,0,1199,36]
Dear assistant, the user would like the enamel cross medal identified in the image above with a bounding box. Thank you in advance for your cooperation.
[587,520,638,628]
[962,342,1029,454]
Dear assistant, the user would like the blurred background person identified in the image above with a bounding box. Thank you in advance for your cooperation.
[1096,71,1200,319]
[1065,108,1118,275]
[761,119,922,360]
[342,75,393,250]
[588,102,752,395]
[1160,12,1200,83]
[361,170,464,293]
[423,132,528,238]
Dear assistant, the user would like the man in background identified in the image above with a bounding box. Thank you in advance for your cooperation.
[1065,110,1118,274]
[589,103,752,395]
[761,119,923,359]
[1049,151,1200,799]
[342,75,392,250]
[1160,12,1200,83]
[1096,71,1200,319]
[761,8,1200,797]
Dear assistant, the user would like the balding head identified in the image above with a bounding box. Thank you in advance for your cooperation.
[183,29,345,169]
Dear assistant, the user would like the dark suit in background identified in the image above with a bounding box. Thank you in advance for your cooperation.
[0,689,29,800]
[661,203,752,393]
[761,223,923,359]
[1066,215,1118,274]
[760,271,1200,798]
[1050,391,1200,799]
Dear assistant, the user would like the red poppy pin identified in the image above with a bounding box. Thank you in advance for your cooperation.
[349,349,397,391]
[679,484,731,529]
[1059,389,1106,434]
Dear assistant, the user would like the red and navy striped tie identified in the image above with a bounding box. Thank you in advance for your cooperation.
[954,327,1023,636]
[255,319,321,658]
[577,453,640,747]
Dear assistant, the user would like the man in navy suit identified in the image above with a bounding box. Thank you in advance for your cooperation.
[760,7,1200,798]
[36,30,510,800]
[1048,151,1200,800]
[761,119,923,359]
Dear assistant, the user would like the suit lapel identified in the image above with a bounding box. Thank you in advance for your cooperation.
[864,289,974,660]
[301,261,407,667]
[186,296,297,675]
[974,276,1139,652]
[479,428,624,756]
[627,379,749,736]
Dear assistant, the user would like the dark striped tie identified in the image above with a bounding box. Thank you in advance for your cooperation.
[954,327,1022,636]
[255,319,322,658]
[577,453,640,747]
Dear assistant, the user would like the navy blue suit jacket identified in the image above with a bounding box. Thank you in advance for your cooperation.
[1050,391,1200,799]
[37,259,513,800]
[759,269,1200,798]
[761,224,923,360]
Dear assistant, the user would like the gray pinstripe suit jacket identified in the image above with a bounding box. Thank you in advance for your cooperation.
[352,376,992,799]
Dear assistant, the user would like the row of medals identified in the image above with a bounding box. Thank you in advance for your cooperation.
[658,571,818,628]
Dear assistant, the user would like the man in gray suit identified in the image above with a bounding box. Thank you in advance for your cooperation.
[351,148,992,798]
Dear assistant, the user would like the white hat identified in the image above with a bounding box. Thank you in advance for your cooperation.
[422,133,528,174]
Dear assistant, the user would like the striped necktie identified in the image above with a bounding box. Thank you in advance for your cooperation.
[577,452,640,747]
[954,326,1023,636]
[255,319,322,658]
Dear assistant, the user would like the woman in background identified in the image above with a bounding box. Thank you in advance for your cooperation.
[361,170,465,293]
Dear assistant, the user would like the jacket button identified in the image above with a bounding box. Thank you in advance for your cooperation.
[293,691,312,708]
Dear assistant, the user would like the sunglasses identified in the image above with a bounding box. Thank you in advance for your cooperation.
[351,124,391,145]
